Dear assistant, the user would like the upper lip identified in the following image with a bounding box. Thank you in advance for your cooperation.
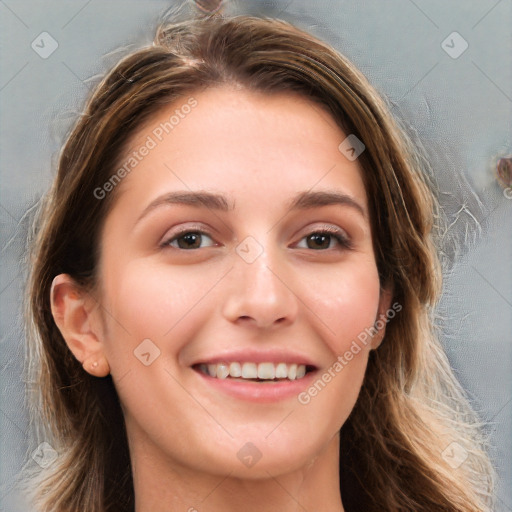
[190,349,319,369]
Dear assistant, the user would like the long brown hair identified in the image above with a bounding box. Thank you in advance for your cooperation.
[21,7,496,512]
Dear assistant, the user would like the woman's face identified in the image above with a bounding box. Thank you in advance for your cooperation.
[94,85,388,478]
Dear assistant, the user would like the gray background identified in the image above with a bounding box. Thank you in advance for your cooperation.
[1,0,510,510]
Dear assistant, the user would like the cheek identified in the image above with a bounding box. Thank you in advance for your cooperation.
[99,259,221,354]
[293,259,381,431]
[301,256,382,356]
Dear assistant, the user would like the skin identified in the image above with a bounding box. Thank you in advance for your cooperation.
[51,85,392,512]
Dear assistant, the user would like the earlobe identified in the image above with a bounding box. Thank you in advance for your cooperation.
[50,274,110,377]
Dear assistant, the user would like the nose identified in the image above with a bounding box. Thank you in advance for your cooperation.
[221,242,299,330]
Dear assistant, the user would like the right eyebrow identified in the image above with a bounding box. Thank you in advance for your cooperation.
[136,190,234,224]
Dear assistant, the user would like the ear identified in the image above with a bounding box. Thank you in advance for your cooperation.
[370,286,394,350]
[50,274,110,377]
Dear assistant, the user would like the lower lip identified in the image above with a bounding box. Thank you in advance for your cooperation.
[194,368,318,403]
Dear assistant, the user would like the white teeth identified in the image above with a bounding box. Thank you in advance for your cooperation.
[216,363,229,379]
[258,362,275,379]
[275,362,287,378]
[241,362,258,379]
[198,362,308,381]
[229,362,242,377]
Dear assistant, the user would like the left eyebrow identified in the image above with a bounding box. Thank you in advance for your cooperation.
[286,190,367,218]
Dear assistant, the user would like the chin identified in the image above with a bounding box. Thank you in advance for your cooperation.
[184,430,331,479]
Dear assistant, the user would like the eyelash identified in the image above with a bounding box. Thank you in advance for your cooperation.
[160,225,353,251]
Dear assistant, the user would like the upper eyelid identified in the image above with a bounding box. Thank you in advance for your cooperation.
[295,224,351,242]
[162,223,349,238]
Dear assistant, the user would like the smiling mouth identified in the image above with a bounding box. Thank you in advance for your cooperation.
[194,362,316,382]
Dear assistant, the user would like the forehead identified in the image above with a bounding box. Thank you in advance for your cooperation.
[109,85,368,216]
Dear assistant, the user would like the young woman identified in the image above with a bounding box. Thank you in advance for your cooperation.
[21,7,496,512]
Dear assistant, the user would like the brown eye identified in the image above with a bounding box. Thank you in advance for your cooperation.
[307,233,334,250]
[162,230,216,250]
[296,229,353,251]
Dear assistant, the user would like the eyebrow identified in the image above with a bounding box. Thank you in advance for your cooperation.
[136,191,234,224]
[136,189,366,223]
[286,190,366,218]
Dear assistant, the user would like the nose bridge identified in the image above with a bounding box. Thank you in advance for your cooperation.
[222,234,298,328]
[240,241,282,295]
